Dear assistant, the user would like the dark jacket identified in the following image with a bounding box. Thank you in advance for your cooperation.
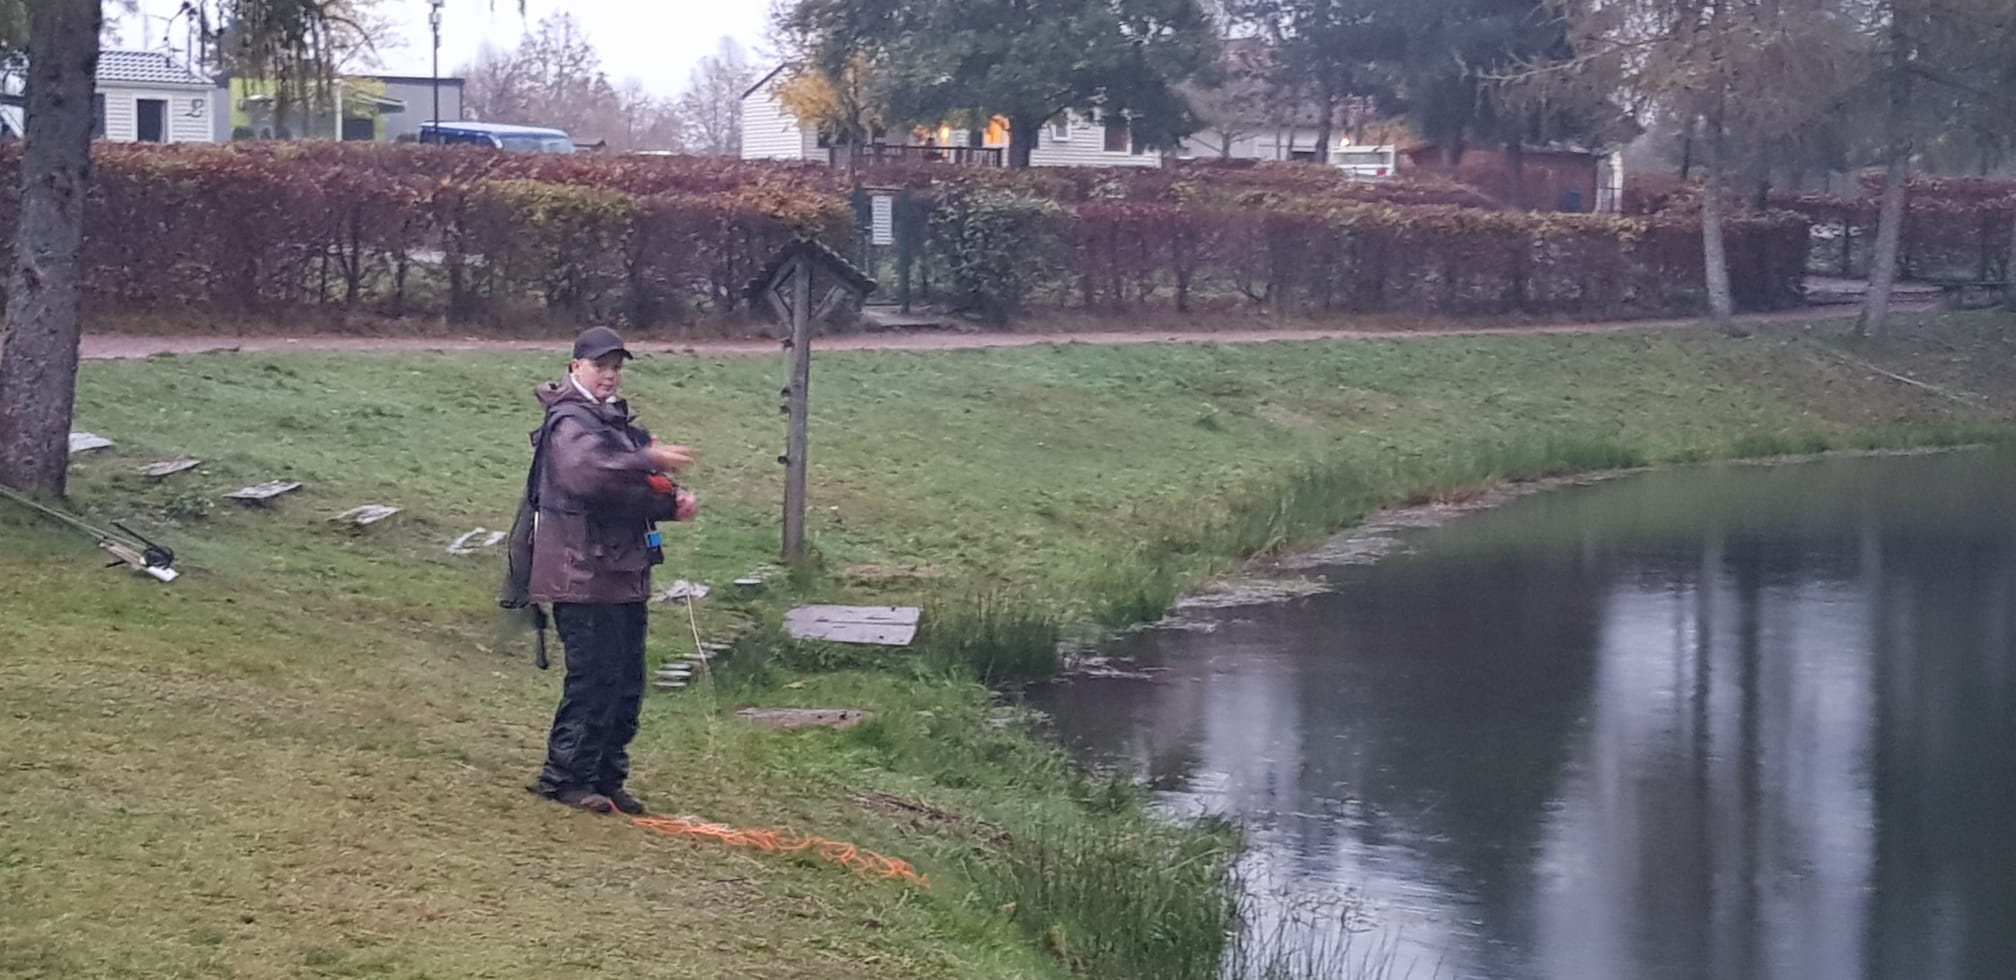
[525,379,681,606]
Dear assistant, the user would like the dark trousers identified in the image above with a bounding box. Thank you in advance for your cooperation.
[537,602,648,795]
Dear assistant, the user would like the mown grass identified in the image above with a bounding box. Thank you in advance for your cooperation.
[4,312,2016,979]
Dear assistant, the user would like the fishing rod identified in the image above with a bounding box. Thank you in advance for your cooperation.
[0,482,180,582]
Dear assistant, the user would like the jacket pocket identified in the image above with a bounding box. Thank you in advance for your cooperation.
[588,516,651,573]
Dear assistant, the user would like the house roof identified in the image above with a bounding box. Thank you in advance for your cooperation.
[215,72,467,89]
[364,75,467,88]
[742,64,791,102]
[98,50,213,89]
[1401,141,1615,160]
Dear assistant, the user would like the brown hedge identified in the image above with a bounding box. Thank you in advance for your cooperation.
[0,143,852,328]
[0,143,1809,329]
[1059,200,1807,318]
[1625,172,2016,283]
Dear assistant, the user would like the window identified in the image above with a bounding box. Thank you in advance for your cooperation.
[1103,115,1129,153]
[1049,114,1070,142]
[497,134,576,154]
[136,98,167,143]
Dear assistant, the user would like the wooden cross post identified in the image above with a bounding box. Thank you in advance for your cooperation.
[782,256,813,562]
[747,239,877,564]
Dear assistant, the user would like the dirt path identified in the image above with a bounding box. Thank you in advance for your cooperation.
[79,304,1910,361]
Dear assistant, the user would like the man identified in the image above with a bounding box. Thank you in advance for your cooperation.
[524,326,698,815]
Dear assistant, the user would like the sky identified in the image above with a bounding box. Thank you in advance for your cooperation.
[110,0,776,99]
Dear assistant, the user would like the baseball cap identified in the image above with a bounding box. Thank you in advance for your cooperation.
[572,326,633,362]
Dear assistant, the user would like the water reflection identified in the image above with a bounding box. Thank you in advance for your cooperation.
[1036,450,2016,980]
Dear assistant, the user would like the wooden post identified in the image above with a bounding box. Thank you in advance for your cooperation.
[782,258,813,562]
[751,238,874,565]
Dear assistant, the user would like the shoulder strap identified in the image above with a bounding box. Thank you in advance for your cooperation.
[500,402,602,617]
[524,402,601,511]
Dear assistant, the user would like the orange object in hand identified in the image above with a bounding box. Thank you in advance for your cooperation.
[647,473,677,495]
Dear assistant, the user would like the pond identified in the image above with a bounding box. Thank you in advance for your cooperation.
[1035,448,2016,980]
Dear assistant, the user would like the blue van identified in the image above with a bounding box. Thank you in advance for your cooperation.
[418,121,576,154]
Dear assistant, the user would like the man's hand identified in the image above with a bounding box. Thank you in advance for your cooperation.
[674,489,699,522]
[646,439,695,473]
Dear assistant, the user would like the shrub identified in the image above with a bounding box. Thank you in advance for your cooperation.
[929,188,1074,323]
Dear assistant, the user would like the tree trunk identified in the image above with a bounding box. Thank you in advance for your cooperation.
[1313,76,1335,165]
[1701,120,1737,332]
[1858,149,1910,338]
[1008,113,1039,169]
[1506,141,1527,211]
[0,0,103,496]
[1858,8,1913,339]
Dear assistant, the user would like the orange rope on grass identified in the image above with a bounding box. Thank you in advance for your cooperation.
[632,816,931,888]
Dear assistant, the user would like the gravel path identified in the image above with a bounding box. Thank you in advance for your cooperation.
[79,304,1907,361]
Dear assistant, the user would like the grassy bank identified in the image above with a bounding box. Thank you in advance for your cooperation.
[4,312,2015,979]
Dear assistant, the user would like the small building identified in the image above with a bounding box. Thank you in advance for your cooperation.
[93,49,218,143]
[740,64,1163,170]
[1401,142,1625,213]
[213,73,465,142]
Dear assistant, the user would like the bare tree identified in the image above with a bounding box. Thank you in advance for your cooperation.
[1855,0,2016,335]
[456,12,690,148]
[460,41,530,123]
[1857,0,1915,338]
[460,15,612,126]
[207,0,393,134]
[676,36,754,156]
[1180,42,1281,159]
[1231,0,1387,164]
[614,78,685,152]
[1543,0,1868,330]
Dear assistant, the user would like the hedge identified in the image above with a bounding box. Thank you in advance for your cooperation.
[0,144,852,328]
[930,191,1809,319]
[1771,189,2016,283]
[1623,172,2016,283]
[0,143,1810,330]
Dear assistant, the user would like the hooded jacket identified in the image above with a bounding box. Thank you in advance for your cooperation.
[525,379,681,605]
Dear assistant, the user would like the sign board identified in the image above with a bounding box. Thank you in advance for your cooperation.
[870,194,895,246]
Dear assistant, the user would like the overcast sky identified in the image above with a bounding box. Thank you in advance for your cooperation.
[113,0,776,99]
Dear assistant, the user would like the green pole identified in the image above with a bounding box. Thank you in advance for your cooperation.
[897,188,914,313]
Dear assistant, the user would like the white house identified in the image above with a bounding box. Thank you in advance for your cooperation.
[95,50,216,143]
[739,65,1163,169]
[741,66,824,161]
